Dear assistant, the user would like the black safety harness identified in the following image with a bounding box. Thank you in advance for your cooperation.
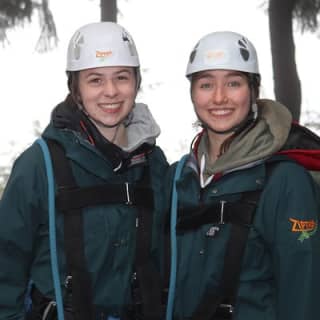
[168,161,280,320]
[176,191,261,320]
[32,138,163,320]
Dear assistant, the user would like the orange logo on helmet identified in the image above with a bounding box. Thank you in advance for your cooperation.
[289,218,316,232]
[96,50,112,58]
[206,50,225,60]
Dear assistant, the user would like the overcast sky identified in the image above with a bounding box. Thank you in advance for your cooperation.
[1,0,320,164]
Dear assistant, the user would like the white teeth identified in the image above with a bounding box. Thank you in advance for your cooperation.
[210,109,232,115]
[99,103,121,109]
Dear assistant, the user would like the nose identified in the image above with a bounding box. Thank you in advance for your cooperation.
[103,79,118,97]
[212,85,227,105]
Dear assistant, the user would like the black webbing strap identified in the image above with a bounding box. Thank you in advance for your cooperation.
[55,183,154,212]
[191,190,261,320]
[47,138,163,320]
[46,139,95,320]
[132,169,163,320]
[176,200,256,232]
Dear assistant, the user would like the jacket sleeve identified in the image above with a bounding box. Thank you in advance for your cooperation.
[262,162,320,320]
[0,143,47,318]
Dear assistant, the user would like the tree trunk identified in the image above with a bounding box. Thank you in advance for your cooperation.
[269,0,301,121]
[100,0,117,22]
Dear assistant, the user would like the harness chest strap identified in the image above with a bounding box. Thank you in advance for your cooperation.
[55,182,154,211]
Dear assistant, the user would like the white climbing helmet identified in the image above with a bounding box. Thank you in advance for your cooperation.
[186,31,259,77]
[66,22,140,71]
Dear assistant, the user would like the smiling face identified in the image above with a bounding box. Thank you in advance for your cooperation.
[191,69,251,138]
[78,66,137,139]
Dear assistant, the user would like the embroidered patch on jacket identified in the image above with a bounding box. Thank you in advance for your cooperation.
[289,218,318,242]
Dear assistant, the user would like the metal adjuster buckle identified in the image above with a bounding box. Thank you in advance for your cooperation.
[219,200,226,224]
[220,303,234,314]
[64,275,72,289]
[42,300,57,320]
[125,182,132,205]
[206,200,227,237]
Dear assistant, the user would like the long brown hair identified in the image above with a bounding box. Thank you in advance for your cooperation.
[67,71,80,104]
[218,72,261,157]
[218,72,260,156]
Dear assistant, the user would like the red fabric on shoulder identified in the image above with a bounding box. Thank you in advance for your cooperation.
[278,149,320,171]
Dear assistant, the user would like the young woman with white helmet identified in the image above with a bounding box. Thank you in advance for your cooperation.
[0,22,168,319]
[165,31,320,320]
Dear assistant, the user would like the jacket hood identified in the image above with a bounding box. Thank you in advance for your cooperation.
[51,96,160,151]
[196,99,292,175]
[123,102,161,152]
[46,96,161,171]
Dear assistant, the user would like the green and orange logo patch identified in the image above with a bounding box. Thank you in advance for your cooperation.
[289,218,318,242]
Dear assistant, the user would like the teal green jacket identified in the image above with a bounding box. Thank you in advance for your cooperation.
[169,155,320,320]
[167,100,320,320]
[0,104,168,318]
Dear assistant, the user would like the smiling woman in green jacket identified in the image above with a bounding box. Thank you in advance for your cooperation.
[0,22,168,320]
[165,31,320,320]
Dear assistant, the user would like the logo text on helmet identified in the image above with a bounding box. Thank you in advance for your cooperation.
[204,50,228,66]
[206,50,225,60]
[96,50,113,58]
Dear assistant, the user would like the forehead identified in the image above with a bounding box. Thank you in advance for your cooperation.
[80,66,134,77]
[193,69,246,80]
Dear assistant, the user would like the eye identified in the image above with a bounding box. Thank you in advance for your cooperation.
[117,74,130,81]
[199,82,213,89]
[227,80,241,87]
[88,77,102,85]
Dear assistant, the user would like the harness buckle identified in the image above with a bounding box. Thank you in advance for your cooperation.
[64,275,72,290]
[219,303,234,314]
[125,182,133,205]
[42,301,57,320]
[219,200,226,224]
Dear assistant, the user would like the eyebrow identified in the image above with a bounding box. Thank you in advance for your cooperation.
[84,68,133,78]
[114,68,133,75]
[194,71,246,80]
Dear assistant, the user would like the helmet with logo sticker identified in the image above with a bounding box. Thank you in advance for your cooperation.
[186,31,259,78]
[186,31,261,134]
[66,22,140,71]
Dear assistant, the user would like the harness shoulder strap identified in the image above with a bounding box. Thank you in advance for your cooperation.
[45,138,95,320]
[191,161,280,320]
[129,163,164,320]
[191,191,260,320]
